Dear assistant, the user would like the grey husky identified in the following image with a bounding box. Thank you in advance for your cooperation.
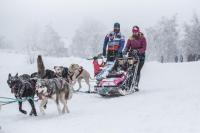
[35,78,72,116]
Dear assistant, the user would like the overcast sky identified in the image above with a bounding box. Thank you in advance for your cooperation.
[0,0,199,46]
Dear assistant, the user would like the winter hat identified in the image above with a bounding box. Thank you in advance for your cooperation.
[132,26,140,32]
[93,56,98,60]
[114,22,120,28]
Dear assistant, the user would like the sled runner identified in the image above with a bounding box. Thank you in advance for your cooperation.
[94,51,140,96]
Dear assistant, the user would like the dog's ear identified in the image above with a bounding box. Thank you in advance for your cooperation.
[8,73,11,77]
[15,73,18,77]
[54,66,56,69]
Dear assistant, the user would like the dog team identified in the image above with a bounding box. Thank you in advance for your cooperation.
[0,55,95,116]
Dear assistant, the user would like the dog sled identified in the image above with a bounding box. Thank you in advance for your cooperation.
[93,51,140,96]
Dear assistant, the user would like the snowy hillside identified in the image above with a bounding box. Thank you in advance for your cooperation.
[0,52,200,133]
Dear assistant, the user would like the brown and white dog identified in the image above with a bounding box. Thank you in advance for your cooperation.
[54,64,95,93]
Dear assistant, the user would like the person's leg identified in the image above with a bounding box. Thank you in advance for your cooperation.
[107,50,119,61]
[134,59,145,91]
[107,50,112,61]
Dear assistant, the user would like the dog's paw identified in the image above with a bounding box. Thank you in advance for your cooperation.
[33,110,37,116]
[62,109,65,114]
[20,110,27,115]
[58,109,62,115]
[40,110,45,116]
[29,111,33,116]
[67,110,70,113]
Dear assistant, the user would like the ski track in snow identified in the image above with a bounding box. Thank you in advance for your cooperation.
[0,52,200,133]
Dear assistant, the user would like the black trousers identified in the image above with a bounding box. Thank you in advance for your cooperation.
[107,50,123,61]
[135,59,145,87]
[137,59,145,76]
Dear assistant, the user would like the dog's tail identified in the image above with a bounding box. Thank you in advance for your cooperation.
[64,83,72,100]
[0,102,2,110]
[89,74,96,80]
[37,55,45,79]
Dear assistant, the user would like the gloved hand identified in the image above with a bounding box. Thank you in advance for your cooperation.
[122,49,128,55]
[132,49,139,55]
[116,52,120,57]
[103,49,106,56]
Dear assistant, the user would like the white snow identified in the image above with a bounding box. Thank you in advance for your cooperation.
[0,52,200,133]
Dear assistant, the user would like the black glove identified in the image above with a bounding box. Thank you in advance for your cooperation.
[103,49,106,56]
[122,49,128,55]
[132,49,139,55]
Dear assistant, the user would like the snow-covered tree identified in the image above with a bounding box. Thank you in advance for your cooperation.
[182,12,200,57]
[146,14,179,62]
[20,23,42,51]
[70,18,108,59]
[0,35,5,49]
[42,23,65,57]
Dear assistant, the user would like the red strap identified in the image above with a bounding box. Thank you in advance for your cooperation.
[70,73,74,81]
[76,69,83,78]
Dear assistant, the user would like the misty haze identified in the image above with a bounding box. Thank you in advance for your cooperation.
[0,0,200,133]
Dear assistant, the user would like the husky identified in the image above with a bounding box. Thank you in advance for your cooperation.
[7,73,37,116]
[30,55,57,109]
[54,64,95,93]
[36,78,72,116]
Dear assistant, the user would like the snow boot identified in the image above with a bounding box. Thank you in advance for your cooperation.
[134,75,140,92]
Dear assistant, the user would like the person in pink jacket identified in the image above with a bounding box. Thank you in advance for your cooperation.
[122,26,147,92]
[93,57,104,77]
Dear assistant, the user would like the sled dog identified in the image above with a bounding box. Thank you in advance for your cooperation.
[54,64,95,92]
[36,78,72,116]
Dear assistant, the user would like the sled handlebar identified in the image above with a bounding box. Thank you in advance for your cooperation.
[125,50,139,58]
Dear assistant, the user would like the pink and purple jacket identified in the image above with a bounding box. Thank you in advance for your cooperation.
[125,32,147,57]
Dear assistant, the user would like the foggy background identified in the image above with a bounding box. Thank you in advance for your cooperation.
[0,0,200,62]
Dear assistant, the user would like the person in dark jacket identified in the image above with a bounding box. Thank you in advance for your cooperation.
[161,55,164,63]
[175,56,178,63]
[189,54,192,62]
[122,26,147,92]
[93,57,104,77]
[180,55,183,62]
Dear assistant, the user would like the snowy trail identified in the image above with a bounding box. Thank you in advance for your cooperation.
[0,52,200,133]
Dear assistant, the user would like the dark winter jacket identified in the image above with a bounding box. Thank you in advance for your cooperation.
[93,61,103,74]
[180,55,183,62]
[175,56,178,62]
[125,32,147,57]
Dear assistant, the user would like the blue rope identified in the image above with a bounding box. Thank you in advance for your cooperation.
[71,89,98,94]
[0,97,39,106]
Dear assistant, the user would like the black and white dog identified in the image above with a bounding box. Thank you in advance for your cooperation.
[7,73,37,116]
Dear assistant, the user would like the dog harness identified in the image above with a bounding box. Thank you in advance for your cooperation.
[69,68,84,81]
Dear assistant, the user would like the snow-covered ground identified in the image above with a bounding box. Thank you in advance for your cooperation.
[0,52,200,133]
